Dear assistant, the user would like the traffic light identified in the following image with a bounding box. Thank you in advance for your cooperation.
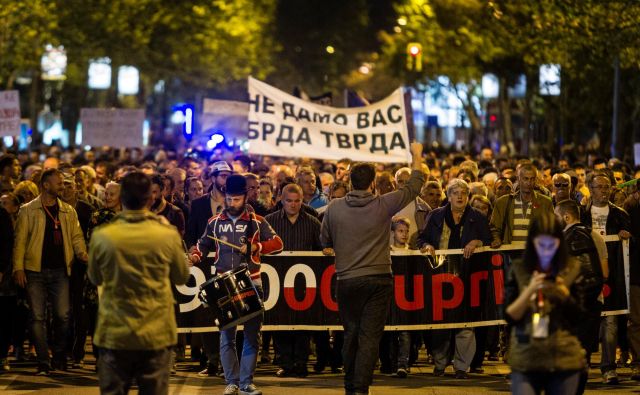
[406,42,422,72]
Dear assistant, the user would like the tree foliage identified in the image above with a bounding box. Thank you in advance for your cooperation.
[1,0,277,90]
[368,0,640,155]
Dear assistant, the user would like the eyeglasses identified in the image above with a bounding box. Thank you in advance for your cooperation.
[554,183,569,188]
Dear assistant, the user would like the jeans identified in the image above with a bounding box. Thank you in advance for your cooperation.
[337,274,393,394]
[98,347,171,395]
[220,287,263,388]
[25,268,70,365]
[432,328,476,372]
[599,315,618,373]
[511,370,580,395]
[391,331,410,370]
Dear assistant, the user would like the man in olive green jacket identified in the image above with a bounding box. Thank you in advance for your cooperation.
[88,172,190,395]
[490,164,554,247]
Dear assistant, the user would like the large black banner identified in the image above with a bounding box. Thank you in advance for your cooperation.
[176,242,628,332]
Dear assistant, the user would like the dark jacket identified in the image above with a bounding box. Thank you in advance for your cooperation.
[564,223,603,303]
[185,194,214,247]
[0,207,14,295]
[581,202,630,238]
[505,258,586,372]
[580,202,630,307]
[624,196,640,285]
[157,201,186,237]
[418,204,491,250]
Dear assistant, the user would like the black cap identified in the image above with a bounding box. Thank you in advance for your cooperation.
[225,174,247,195]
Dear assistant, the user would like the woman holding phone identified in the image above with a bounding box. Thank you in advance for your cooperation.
[505,211,586,394]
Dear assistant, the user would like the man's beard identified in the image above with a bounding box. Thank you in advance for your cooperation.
[226,205,243,216]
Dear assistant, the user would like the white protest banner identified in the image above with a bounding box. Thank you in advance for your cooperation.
[80,108,144,147]
[0,90,21,137]
[248,77,411,163]
[201,99,249,140]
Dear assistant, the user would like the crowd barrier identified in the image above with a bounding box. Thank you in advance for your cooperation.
[175,236,629,333]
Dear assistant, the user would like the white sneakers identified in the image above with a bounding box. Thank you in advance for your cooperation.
[223,384,239,395]
[223,383,261,395]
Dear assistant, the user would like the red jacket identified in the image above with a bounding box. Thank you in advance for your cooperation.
[195,206,283,281]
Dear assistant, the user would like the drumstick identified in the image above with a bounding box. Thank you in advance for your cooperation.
[207,235,244,251]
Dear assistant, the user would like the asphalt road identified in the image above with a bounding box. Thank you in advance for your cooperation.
[2,352,640,394]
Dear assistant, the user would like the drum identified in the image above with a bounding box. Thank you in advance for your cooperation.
[198,266,264,330]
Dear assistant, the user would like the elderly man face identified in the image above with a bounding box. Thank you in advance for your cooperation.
[395,171,411,189]
[589,175,611,207]
[519,168,538,195]
[422,184,442,209]
[552,173,571,201]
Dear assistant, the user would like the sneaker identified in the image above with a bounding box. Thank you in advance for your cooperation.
[433,368,445,377]
[603,370,619,385]
[455,370,468,379]
[239,383,262,395]
[36,364,50,376]
[396,368,408,378]
[275,368,294,377]
[223,384,239,395]
[198,365,218,377]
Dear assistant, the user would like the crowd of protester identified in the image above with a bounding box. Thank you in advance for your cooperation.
[1,143,640,392]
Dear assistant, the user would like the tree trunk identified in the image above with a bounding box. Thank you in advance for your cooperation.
[29,70,40,143]
[499,77,513,152]
[522,73,534,156]
[611,57,620,159]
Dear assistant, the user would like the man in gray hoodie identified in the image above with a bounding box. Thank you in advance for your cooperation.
[321,142,426,395]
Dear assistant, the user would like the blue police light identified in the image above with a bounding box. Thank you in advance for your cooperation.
[171,103,195,140]
[206,133,225,150]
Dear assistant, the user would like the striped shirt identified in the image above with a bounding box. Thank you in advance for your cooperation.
[512,198,531,244]
[265,209,322,251]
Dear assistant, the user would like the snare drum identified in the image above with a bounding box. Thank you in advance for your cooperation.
[198,266,264,330]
